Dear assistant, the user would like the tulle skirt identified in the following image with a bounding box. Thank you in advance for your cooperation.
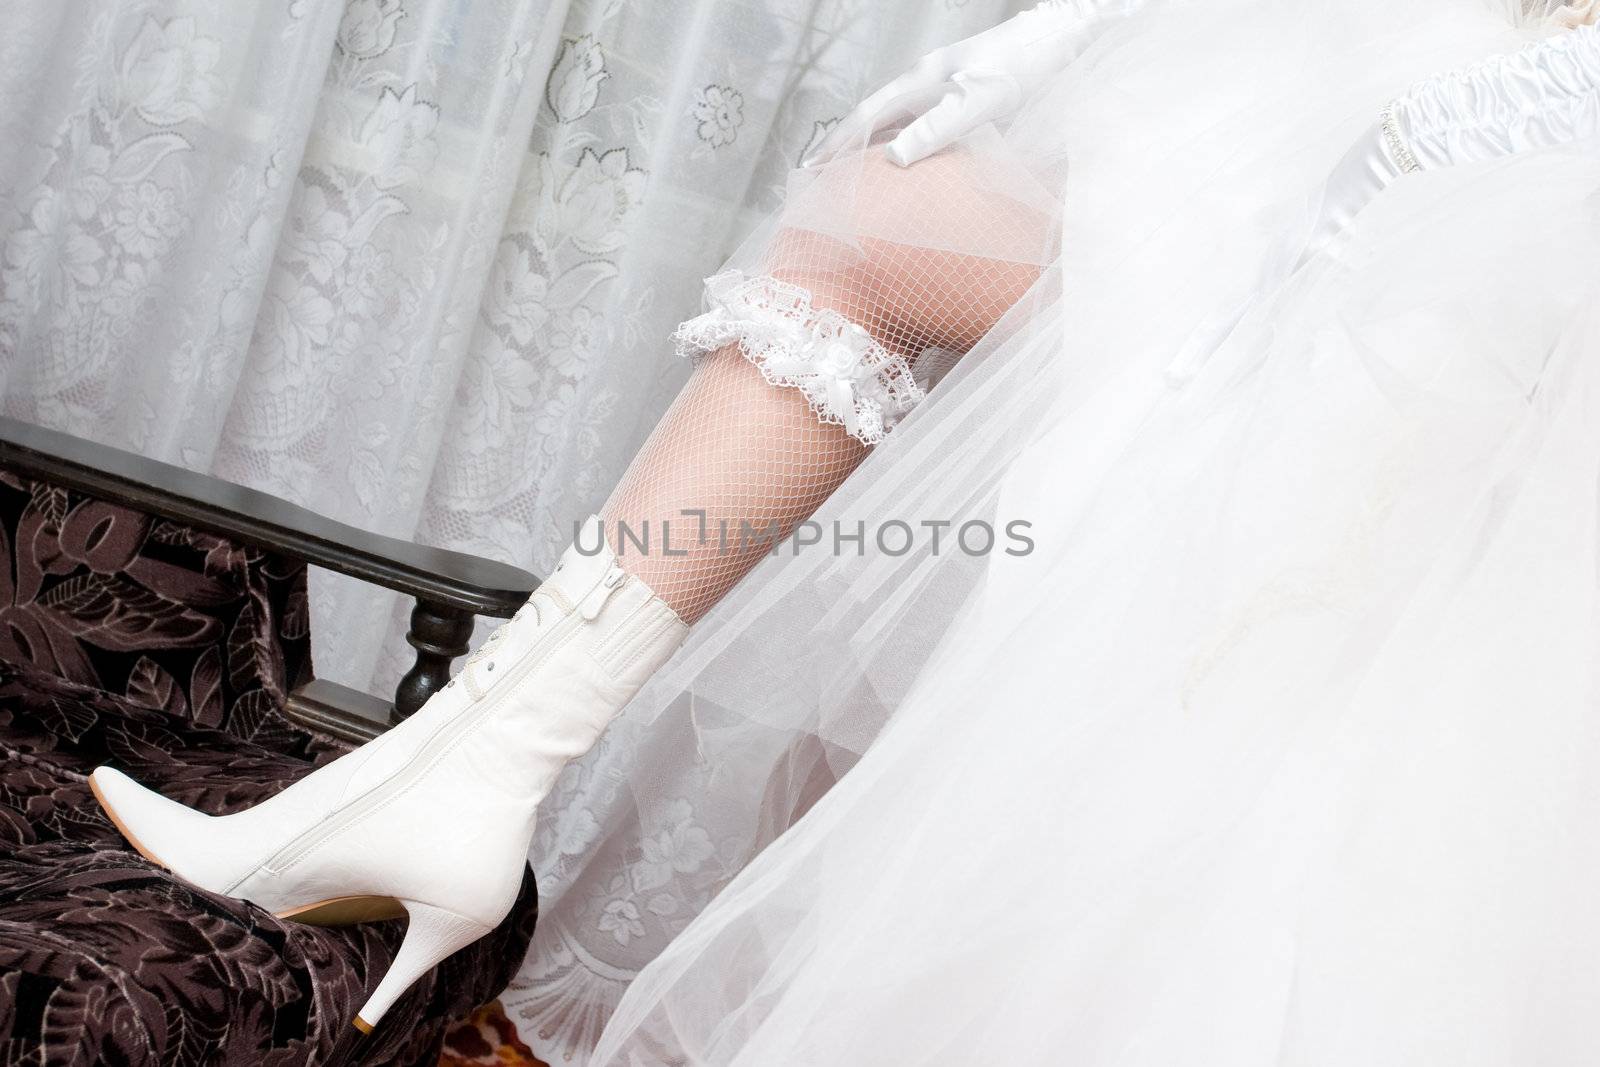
[504,2,1600,1062]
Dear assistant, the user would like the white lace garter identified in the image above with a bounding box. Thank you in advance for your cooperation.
[672,270,926,445]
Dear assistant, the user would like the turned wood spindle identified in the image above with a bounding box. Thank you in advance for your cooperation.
[394,599,475,723]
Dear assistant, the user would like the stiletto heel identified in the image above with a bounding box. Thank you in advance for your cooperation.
[89,516,688,1029]
[353,901,493,1033]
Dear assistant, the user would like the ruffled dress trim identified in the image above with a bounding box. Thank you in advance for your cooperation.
[1388,23,1600,169]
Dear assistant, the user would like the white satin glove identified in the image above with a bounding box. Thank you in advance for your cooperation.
[804,1,1146,168]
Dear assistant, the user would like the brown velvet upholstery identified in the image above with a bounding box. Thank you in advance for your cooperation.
[0,473,537,1066]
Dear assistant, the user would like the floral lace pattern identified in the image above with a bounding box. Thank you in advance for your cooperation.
[0,0,1047,1061]
[674,271,925,445]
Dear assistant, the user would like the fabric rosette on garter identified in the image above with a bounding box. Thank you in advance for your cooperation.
[672,270,926,446]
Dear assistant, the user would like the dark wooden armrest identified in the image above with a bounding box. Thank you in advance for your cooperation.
[0,416,540,742]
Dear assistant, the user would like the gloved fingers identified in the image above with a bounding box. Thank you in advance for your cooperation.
[802,56,952,166]
[884,69,1022,167]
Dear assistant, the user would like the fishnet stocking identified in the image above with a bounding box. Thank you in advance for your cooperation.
[602,151,1049,624]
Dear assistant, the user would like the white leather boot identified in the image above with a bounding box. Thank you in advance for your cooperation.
[89,516,687,1033]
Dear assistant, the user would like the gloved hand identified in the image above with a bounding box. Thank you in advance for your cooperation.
[804,1,1145,168]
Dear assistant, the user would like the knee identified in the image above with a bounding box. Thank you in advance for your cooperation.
[764,148,1049,350]
[853,152,1049,349]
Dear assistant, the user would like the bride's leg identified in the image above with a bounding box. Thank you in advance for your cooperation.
[603,151,1047,623]
[600,355,867,624]
[86,151,1050,1035]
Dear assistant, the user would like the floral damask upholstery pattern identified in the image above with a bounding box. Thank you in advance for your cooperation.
[0,474,537,1066]
[0,474,317,751]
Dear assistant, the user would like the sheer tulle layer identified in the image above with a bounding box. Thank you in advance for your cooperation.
[506,0,1581,1060]
[598,138,1600,1066]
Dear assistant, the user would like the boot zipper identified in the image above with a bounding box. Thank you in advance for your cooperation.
[259,597,598,877]
[580,565,625,620]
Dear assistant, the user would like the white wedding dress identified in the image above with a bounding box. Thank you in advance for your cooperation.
[505,2,1600,1062]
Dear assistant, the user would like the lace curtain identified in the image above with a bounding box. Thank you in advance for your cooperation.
[0,0,1028,1058]
[0,0,1027,700]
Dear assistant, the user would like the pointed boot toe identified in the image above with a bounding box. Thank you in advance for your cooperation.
[90,515,687,1032]
[89,766,237,891]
